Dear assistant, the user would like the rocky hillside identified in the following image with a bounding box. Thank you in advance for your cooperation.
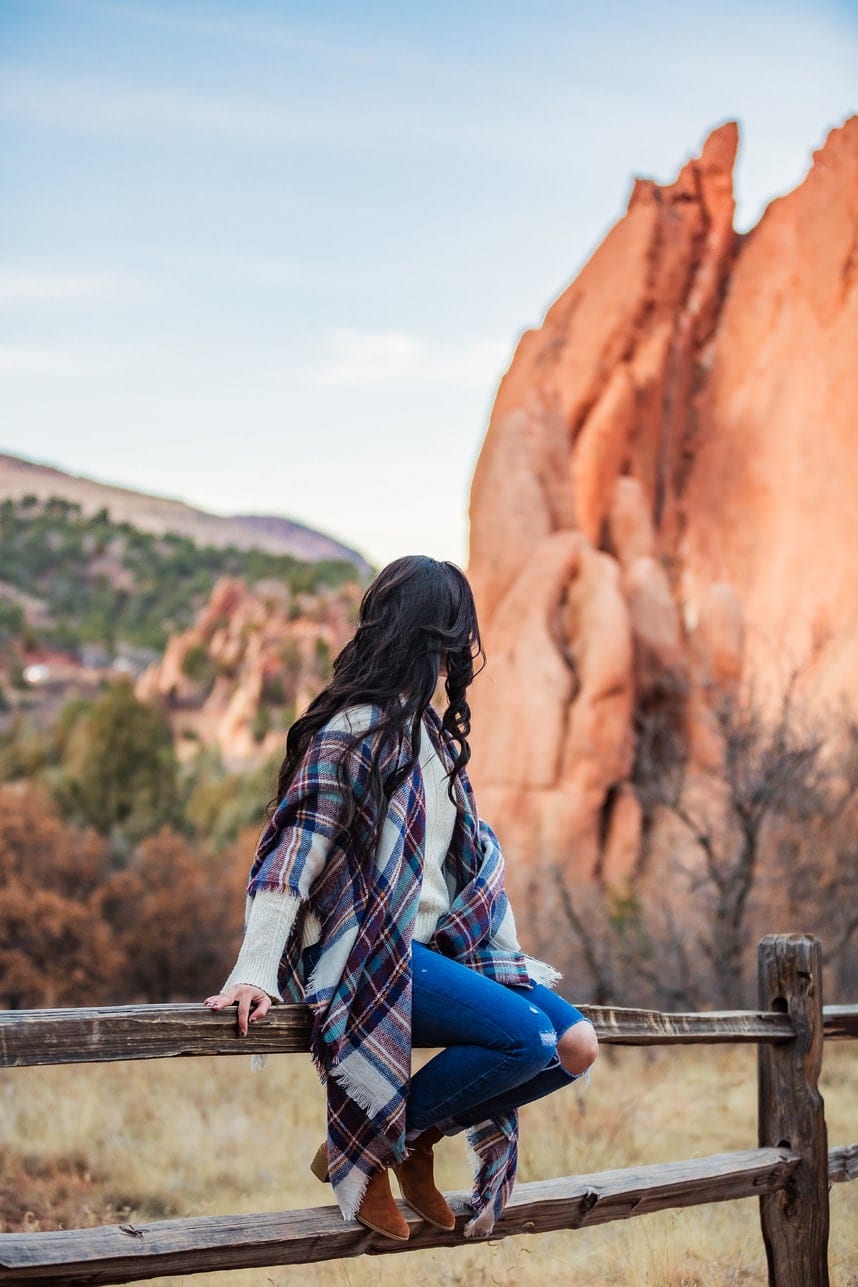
[0,495,361,655]
[136,577,360,768]
[0,453,371,573]
[467,116,858,893]
[0,495,364,739]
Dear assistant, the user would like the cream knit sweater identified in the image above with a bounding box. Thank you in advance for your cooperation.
[222,708,464,1000]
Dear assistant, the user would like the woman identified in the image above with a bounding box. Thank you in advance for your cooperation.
[206,556,597,1241]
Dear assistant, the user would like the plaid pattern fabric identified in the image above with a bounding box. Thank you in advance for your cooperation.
[462,1115,519,1237]
[247,705,531,1233]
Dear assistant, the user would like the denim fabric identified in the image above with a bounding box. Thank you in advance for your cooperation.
[407,941,587,1131]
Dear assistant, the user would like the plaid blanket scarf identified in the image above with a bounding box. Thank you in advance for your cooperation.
[248,704,533,1237]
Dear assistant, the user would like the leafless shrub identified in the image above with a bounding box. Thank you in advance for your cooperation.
[546,676,858,1008]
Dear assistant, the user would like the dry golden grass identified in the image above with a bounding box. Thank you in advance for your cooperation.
[1,1042,856,1286]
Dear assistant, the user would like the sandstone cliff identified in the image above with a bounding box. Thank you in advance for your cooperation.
[136,578,360,768]
[467,118,858,895]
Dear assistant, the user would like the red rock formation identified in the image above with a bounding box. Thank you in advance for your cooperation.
[680,119,858,708]
[136,578,359,768]
[467,118,857,895]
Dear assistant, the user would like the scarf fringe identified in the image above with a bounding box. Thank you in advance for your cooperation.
[328,1132,406,1221]
[329,1059,389,1120]
[465,1205,500,1239]
[461,1114,518,1239]
[462,1133,495,1237]
[332,1159,372,1222]
[524,955,562,989]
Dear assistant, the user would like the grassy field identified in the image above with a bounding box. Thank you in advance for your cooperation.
[1,1041,856,1286]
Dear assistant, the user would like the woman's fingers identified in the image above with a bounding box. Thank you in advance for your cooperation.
[204,992,232,1008]
[249,994,272,1024]
[236,989,253,1035]
[235,986,270,1035]
[204,987,244,1009]
[203,986,271,1034]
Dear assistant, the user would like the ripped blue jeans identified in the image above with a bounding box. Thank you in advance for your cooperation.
[407,941,587,1132]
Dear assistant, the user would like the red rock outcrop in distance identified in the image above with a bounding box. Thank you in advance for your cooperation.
[136,578,359,768]
[467,118,858,896]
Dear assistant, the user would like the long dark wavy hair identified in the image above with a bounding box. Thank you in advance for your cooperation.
[271,556,484,821]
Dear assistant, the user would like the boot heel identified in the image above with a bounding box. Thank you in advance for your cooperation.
[310,1143,330,1183]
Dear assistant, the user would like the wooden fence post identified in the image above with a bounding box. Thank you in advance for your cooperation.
[757,934,829,1286]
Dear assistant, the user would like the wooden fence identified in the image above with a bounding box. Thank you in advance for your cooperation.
[0,933,856,1286]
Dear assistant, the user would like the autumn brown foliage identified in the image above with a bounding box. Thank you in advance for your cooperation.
[97,827,247,1003]
[0,784,121,1008]
[0,783,247,1009]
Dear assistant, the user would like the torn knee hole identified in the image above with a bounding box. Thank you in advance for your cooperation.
[558,1027,599,1075]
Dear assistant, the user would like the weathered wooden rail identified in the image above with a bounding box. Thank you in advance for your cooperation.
[0,934,855,1286]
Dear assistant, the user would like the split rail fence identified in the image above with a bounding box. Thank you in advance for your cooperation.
[0,933,856,1286]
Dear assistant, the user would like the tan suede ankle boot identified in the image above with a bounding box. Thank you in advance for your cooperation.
[394,1126,456,1231]
[310,1142,410,1242]
[355,1167,411,1241]
[309,1141,330,1183]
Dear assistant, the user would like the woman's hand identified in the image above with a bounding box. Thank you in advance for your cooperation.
[204,984,272,1036]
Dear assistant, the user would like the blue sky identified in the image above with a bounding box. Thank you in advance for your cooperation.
[1,1,855,568]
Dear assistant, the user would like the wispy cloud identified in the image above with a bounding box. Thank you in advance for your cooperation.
[0,267,129,302]
[0,69,529,157]
[316,330,510,390]
[73,0,369,60]
[0,73,326,146]
[0,345,98,377]
[212,257,307,288]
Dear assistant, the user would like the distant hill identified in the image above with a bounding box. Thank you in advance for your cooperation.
[0,494,362,657]
[0,453,372,574]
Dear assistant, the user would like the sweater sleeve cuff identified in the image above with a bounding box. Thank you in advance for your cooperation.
[221,889,303,1002]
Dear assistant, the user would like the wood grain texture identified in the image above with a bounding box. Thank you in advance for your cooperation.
[0,1003,805,1069]
[0,1148,799,1285]
[0,1004,313,1068]
[828,1144,858,1184]
[579,1005,795,1045]
[758,934,830,1287]
[821,1005,858,1040]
